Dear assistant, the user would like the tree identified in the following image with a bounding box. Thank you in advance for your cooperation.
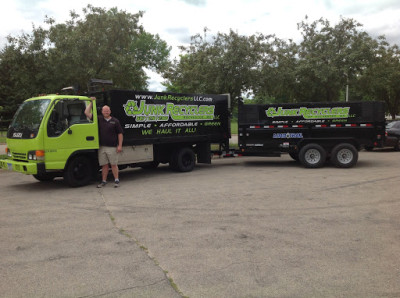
[0,5,171,126]
[164,29,270,108]
[296,17,376,102]
[252,38,299,104]
[45,5,170,91]
[357,38,400,119]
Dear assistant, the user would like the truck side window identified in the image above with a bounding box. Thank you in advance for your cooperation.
[47,101,68,137]
[67,102,88,125]
[47,100,90,137]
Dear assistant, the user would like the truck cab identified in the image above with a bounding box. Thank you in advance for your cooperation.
[1,95,99,186]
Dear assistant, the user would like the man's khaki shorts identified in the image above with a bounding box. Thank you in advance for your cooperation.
[98,146,120,166]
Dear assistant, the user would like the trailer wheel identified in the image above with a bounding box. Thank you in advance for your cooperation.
[170,147,195,172]
[299,144,326,168]
[331,143,358,168]
[64,156,93,187]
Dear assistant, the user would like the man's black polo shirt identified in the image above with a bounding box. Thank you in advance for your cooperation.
[97,116,123,147]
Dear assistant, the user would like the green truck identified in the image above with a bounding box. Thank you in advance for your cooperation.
[0,90,231,187]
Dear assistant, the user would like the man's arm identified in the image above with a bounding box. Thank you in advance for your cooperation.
[117,133,123,153]
[84,97,96,120]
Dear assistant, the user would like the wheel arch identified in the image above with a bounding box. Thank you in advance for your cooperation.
[64,149,98,172]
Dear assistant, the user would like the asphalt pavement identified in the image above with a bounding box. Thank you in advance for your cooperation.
[1,150,400,297]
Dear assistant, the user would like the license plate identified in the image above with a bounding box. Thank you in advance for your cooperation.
[7,163,12,170]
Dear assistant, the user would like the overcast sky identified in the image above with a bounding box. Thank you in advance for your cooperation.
[1,0,400,90]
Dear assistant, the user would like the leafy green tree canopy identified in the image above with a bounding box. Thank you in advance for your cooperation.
[0,5,171,127]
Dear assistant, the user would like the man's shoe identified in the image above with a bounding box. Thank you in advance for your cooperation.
[97,181,107,188]
[114,180,120,188]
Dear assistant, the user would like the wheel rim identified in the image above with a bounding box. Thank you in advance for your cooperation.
[73,160,89,180]
[337,148,353,164]
[305,149,321,164]
[182,153,193,167]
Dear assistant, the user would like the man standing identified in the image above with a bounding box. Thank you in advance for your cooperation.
[85,97,123,188]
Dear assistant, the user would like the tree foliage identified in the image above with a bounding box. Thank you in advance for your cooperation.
[0,5,170,127]
[165,16,399,118]
[356,39,400,119]
[296,17,377,102]
[1,11,400,125]
[164,29,271,108]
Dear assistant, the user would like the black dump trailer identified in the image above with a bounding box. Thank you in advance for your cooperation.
[96,89,231,172]
[238,100,386,168]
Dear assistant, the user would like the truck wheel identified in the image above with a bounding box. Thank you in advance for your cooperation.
[170,147,195,172]
[33,173,57,182]
[299,144,326,168]
[331,143,358,168]
[64,156,93,187]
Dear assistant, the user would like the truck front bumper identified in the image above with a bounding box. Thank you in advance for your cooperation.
[0,159,44,175]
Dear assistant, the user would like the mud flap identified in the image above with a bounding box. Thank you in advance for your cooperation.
[196,142,211,164]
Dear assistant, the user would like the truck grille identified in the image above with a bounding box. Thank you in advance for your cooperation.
[12,151,27,160]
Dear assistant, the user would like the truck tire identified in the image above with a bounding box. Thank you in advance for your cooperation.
[64,156,93,187]
[33,173,57,182]
[331,143,358,168]
[170,147,195,172]
[299,143,326,168]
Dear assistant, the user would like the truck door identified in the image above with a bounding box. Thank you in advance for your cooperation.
[44,98,99,170]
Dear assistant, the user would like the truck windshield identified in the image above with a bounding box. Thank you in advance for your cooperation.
[8,99,51,139]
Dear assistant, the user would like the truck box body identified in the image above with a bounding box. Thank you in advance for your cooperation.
[238,101,385,167]
[100,90,231,146]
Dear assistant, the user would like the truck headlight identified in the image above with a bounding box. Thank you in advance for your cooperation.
[28,150,45,161]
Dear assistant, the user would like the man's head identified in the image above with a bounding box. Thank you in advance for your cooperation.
[102,105,111,119]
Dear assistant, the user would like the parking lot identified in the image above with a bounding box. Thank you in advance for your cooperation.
[1,150,400,297]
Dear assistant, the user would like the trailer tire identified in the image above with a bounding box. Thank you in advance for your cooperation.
[64,156,93,187]
[299,143,326,168]
[170,147,195,172]
[331,143,358,168]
